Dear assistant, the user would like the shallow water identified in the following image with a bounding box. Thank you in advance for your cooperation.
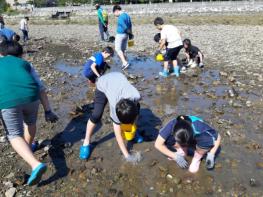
[51,53,263,196]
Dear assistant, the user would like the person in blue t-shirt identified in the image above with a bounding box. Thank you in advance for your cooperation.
[0,21,16,41]
[83,46,114,84]
[113,5,133,70]
[155,115,221,173]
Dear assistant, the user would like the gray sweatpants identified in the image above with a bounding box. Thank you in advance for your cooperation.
[1,100,40,140]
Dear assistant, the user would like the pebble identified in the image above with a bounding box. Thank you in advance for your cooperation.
[3,181,14,188]
[249,178,257,187]
[5,172,15,179]
[5,187,16,197]
[0,136,7,143]
[166,174,173,179]
[246,101,252,107]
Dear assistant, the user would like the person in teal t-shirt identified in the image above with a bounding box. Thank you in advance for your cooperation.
[0,41,58,186]
[95,4,110,41]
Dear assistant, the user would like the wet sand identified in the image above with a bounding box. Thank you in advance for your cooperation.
[1,14,263,196]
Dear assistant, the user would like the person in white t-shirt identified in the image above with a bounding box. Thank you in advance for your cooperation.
[20,17,29,42]
[154,17,183,77]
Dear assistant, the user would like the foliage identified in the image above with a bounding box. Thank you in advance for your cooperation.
[0,0,10,13]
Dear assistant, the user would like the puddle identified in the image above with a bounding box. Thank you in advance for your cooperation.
[52,53,263,195]
[55,60,82,75]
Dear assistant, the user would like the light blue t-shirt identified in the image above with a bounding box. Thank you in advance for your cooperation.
[0,27,15,41]
[117,12,132,34]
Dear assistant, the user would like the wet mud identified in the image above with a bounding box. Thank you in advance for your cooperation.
[0,36,263,196]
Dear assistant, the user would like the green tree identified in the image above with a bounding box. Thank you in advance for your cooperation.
[0,0,9,13]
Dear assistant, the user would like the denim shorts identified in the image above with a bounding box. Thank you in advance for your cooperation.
[115,33,128,53]
[1,100,40,140]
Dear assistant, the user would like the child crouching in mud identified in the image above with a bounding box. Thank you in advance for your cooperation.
[155,115,221,173]
[80,72,143,163]
[83,46,114,84]
[183,39,204,69]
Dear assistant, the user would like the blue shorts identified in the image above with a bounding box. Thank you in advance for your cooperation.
[195,129,218,150]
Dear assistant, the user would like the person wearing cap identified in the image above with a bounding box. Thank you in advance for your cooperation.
[95,4,110,42]
[83,46,114,84]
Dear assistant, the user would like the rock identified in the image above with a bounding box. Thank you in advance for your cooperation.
[172,177,182,185]
[166,174,173,180]
[228,89,235,97]
[246,101,252,107]
[3,181,14,188]
[249,178,257,187]
[226,130,231,137]
[219,71,228,77]
[5,172,15,179]
[232,102,242,108]
[0,136,7,143]
[5,187,16,197]
[44,145,51,152]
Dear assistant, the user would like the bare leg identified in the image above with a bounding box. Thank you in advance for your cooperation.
[83,119,96,146]
[172,59,178,69]
[24,124,36,145]
[163,61,169,71]
[10,137,41,170]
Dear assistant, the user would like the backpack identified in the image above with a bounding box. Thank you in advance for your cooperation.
[102,9,108,23]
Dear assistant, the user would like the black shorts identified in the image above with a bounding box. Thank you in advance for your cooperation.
[164,45,183,61]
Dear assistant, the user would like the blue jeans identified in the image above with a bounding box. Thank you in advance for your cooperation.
[21,30,29,41]
[98,22,109,41]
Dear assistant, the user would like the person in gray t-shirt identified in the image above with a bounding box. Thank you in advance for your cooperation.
[79,72,142,163]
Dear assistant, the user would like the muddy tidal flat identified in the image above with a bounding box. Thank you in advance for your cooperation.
[1,13,263,196]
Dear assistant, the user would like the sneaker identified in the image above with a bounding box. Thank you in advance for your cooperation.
[170,66,180,77]
[159,70,169,77]
[199,63,204,68]
[31,141,39,152]
[79,145,91,160]
[27,163,47,186]
[180,66,187,73]
[134,132,144,143]
[122,63,130,70]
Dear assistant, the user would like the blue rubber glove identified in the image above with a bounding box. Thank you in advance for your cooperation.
[206,152,215,169]
[173,152,188,168]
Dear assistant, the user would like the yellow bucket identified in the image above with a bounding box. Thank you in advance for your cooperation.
[156,53,164,61]
[121,124,137,141]
[128,40,134,47]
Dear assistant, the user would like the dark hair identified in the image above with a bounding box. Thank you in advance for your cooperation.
[154,33,161,43]
[103,46,114,57]
[116,99,139,124]
[12,34,20,42]
[6,41,23,57]
[183,39,191,47]
[154,17,164,26]
[95,4,100,10]
[0,40,8,55]
[0,20,4,26]
[173,117,194,146]
[25,17,29,20]
[113,5,122,13]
